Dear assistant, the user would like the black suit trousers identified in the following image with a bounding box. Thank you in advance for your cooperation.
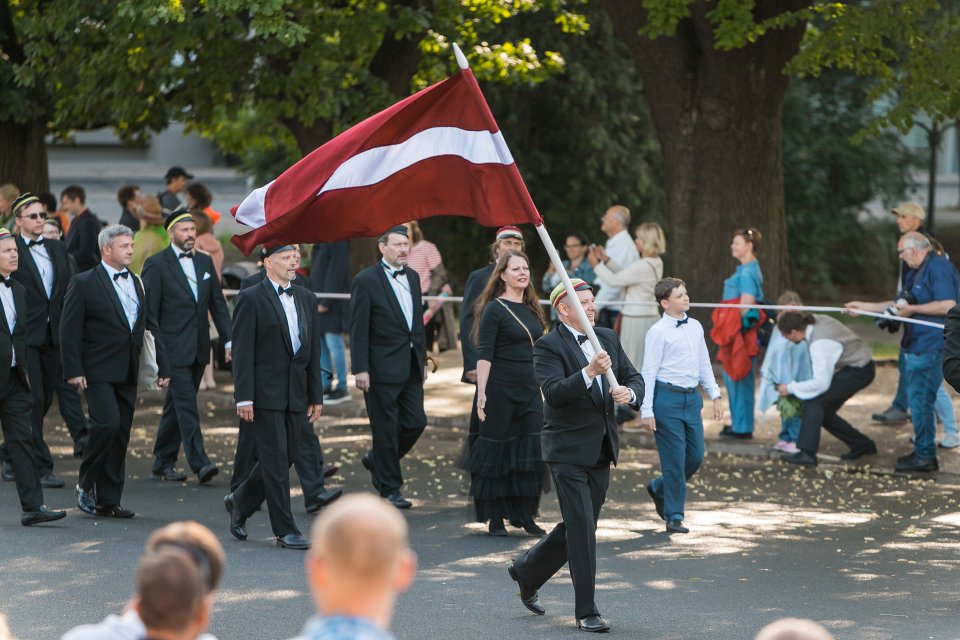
[364,351,426,495]
[0,372,43,512]
[234,409,301,536]
[229,417,326,499]
[0,339,58,473]
[797,362,876,456]
[79,380,137,507]
[513,461,610,620]
[152,363,210,473]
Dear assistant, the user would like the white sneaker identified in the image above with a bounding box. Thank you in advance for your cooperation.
[774,440,800,454]
[939,434,960,449]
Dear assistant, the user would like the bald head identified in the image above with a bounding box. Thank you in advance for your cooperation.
[755,618,834,640]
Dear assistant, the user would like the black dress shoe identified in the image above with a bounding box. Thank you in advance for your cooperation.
[1,462,13,482]
[323,464,340,478]
[576,615,610,632]
[40,473,65,488]
[383,491,412,509]
[719,426,753,439]
[21,505,67,526]
[666,519,689,534]
[276,533,310,550]
[305,487,344,513]
[197,465,219,484]
[840,443,878,461]
[646,482,665,520]
[894,455,939,473]
[781,450,818,467]
[76,485,96,515]
[152,467,187,482]
[95,505,135,519]
[520,520,547,537]
[224,493,248,540]
[507,564,544,615]
[489,520,508,536]
[362,453,381,491]
[896,451,917,464]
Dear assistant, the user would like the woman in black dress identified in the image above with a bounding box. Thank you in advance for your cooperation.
[469,251,547,536]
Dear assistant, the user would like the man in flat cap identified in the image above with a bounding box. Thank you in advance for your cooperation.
[224,244,323,550]
[159,166,193,212]
[143,207,233,484]
[350,226,427,509]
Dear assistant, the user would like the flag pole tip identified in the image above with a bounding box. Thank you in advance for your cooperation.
[452,43,469,70]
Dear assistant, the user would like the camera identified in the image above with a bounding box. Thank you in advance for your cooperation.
[874,291,916,333]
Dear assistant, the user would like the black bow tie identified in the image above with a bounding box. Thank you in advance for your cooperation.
[391,268,405,279]
[1,278,12,288]
[278,285,294,296]
[178,251,193,260]
[576,334,589,345]
[676,316,688,328]
[113,271,130,281]
[26,239,44,247]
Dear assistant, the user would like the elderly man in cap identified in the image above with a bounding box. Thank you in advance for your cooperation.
[224,243,323,550]
[143,207,233,484]
[159,166,193,212]
[350,225,427,509]
[0,226,67,526]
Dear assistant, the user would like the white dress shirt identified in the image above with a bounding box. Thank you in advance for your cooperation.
[101,262,140,331]
[171,245,198,301]
[595,230,639,308]
[562,324,636,404]
[0,280,17,367]
[382,261,414,330]
[26,238,54,299]
[786,325,843,400]
[640,313,721,419]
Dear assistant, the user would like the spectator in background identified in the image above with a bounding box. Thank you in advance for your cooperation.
[117,185,143,230]
[594,205,639,329]
[42,217,64,242]
[38,191,70,235]
[755,618,834,640]
[404,221,454,352]
[0,184,19,224]
[289,494,416,640]
[310,241,351,405]
[61,185,102,272]
[130,197,171,275]
[193,211,224,392]
[159,166,193,212]
[542,232,596,328]
[185,183,222,225]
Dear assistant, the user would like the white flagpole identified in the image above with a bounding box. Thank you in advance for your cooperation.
[452,43,619,389]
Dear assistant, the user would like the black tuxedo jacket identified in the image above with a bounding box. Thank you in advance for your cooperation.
[142,246,232,368]
[12,236,71,347]
[534,326,643,466]
[459,263,494,379]
[231,278,323,412]
[60,265,169,383]
[349,264,426,384]
[0,279,32,389]
[310,241,350,334]
[64,210,102,273]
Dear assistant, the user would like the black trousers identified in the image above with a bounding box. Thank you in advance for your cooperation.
[233,409,301,537]
[797,361,876,456]
[512,461,610,620]
[363,352,426,495]
[152,362,210,474]
[0,342,58,474]
[0,371,44,512]
[79,380,137,508]
[229,416,326,501]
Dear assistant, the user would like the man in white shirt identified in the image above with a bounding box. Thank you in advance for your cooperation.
[594,205,639,328]
[776,312,877,467]
[640,278,723,534]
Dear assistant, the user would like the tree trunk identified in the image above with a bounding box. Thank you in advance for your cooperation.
[600,0,807,303]
[0,119,49,195]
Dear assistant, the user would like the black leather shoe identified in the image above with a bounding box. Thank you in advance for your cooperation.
[76,485,96,515]
[305,487,343,513]
[521,520,547,537]
[21,505,67,526]
[41,473,65,488]
[896,451,917,464]
[224,493,248,540]
[646,482,665,520]
[197,465,219,484]
[507,564,544,615]
[362,453,381,491]
[840,443,878,461]
[95,505,135,519]
[323,464,340,478]
[152,468,187,482]
[276,533,310,550]
[719,426,753,439]
[383,491,412,509]
[666,519,689,534]
[489,520,508,536]
[1,462,13,482]
[781,450,818,467]
[894,455,939,473]
[576,615,610,632]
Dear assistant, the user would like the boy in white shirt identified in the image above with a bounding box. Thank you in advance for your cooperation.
[641,278,723,533]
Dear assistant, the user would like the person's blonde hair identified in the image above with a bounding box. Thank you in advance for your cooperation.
[635,222,665,257]
[777,290,803,306]
[755,617,834,640]
[0,184,20,205]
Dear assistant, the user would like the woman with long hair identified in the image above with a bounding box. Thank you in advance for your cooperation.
[468,251,548,536]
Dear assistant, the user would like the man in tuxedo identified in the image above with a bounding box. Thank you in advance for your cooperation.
[60,185,102,273]
[0,226,67,526]
[508,279,643,633]
[224,244,323,550]
[143,208,233,484]
[350,226,427,509]
[0,194,72,490]
[62,224,170,518]
[230,245,341,513]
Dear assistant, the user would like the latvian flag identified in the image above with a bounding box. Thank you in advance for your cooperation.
[231,62,543,254]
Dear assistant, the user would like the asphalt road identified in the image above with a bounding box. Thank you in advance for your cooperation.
[2,397,960,640]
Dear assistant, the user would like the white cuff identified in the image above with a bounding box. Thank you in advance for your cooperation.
[581,368,594,388]
[236,401,252,407]
[224,341,232,350]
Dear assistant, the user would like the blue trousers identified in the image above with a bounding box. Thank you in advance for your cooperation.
[893,350,957,436]
[778,417,801,443]
[320,332,348,393]
[904,350,943,460]
[649,384,705,521]
[722,362,755,434]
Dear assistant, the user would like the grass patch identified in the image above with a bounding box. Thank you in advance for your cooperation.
[871,342,900,360]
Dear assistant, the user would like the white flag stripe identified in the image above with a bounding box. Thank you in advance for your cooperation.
[234,180,273,229]
[318,127,515,196]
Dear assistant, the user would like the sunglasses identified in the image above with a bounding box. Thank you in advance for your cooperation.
[19,213,44,220]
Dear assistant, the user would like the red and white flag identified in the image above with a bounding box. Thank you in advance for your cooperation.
[230,60,542,254]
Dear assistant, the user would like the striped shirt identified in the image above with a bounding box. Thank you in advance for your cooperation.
[406,240,442,294]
